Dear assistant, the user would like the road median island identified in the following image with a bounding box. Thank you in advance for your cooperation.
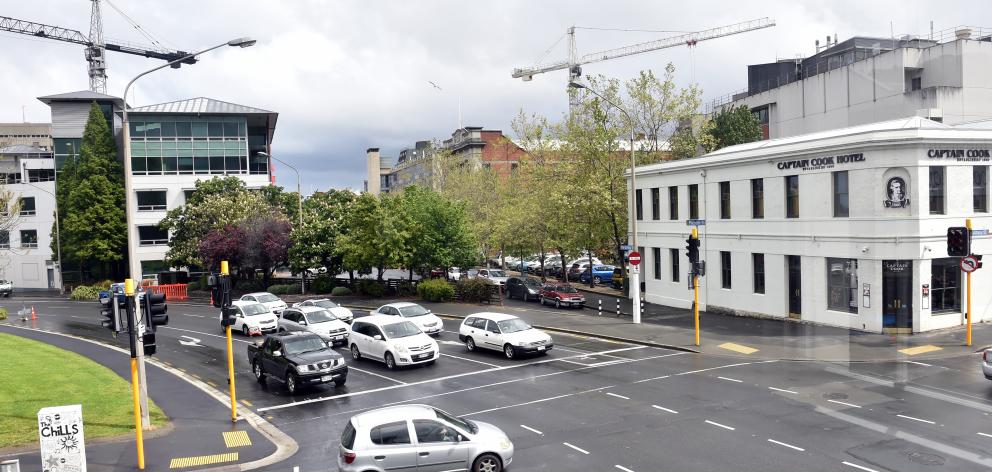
[0,332,168,449]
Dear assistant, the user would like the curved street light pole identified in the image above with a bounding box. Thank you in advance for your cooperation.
[258,152,304,294]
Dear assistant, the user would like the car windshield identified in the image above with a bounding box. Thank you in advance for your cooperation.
[524,278,542,287]
[558,285,579,293]
[382,321,421,338]
[306,310,336,323]
[489,270,507,277]
[398,305,430,317]
[497,318,531,333]
[256,294,279,303]
[242,304,270,316]
[282,336,327,354]
[434,408,477,434]
[314,300,339,309]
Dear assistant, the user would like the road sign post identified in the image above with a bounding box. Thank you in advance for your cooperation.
[123,279,145,470]
[628,251,641,324]
[966,219,974,346]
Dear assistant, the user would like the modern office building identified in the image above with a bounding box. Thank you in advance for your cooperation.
[0,144,59,291]
[630,116,991,333]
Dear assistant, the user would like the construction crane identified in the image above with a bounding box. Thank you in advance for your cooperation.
[512,17,775,105]
[0,0,196,94]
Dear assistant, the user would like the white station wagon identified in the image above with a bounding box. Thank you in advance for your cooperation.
[458,312,553,359]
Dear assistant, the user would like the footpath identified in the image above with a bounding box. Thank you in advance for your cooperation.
[0,325,287,472]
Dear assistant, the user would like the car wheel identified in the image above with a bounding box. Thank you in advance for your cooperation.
[504,344,516,359]
[351,344,361,361]
[333,378,346,387]
[465,337,476,352]
[286,372,299,395]
[594,276,602,284]
[278,327,286,333]
[385,352,397,370]
[473,452,502,472]
[242,325,249,336]
[554,299,561,309]
[252,361,265,383]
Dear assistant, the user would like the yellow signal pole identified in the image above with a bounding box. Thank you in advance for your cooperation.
[692,228,700,346]
[966,219,973,347]
[221,261,238,422]
[125,279,145,469]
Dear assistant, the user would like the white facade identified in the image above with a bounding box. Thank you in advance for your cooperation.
[630,117,992,333]
[0,146,59,290]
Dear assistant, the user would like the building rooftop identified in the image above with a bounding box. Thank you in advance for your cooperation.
[0,144,51,155]
[129,97,275,115]
[37,90,125,107]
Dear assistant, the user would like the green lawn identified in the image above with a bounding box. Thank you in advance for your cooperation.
[0,332,168,448]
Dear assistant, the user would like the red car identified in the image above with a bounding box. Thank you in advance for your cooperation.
[539,284,586,309]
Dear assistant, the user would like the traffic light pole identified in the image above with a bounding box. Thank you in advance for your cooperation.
[692,228,700,346]
[967,218,973,347]
[222,261,238,423]
[124,279,145,470]
[136,313,150,429]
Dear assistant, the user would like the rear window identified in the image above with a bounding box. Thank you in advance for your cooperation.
[370,421,410,445]
[464,317,478,327]
[341,421,357,449]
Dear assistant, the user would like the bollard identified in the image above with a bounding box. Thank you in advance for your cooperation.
[616,298,621,317]
[598,299,602,316]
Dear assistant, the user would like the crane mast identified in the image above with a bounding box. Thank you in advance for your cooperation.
[86,0,107,93]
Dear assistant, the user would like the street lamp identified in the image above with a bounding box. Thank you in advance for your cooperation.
[257,152,305,294]
[568,80,641,324]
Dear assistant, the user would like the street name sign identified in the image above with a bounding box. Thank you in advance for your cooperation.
[973,229,989,236]
[961,255,979,273]
[619,244,632,251]
[628,251,642,266]
[686,219,706,226]
[38,404,86,472]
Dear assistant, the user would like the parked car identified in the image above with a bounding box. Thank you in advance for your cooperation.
[219,301,279,336]
[371,302,444,336]
[475,268,508,285]
[580,265,617,285]
[448,267,463,280]
[278,306,351,345]
[247,331,347,394]
[566,262,592,281]
[566,257,601,267]
[505,276,542,301]
[539,284,586,309]
[459,312,553,359]
[983,349,992,380]
[0,279,12,297]
[349,315,439,369]
[240,292,288,314]
[338,404,514,472]
[293,298,354,323]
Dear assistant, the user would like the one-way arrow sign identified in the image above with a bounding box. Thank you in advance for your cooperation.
[178,335,203,347]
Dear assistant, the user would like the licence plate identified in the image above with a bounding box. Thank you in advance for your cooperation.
[537,346,545,351]
[320,375,333,382]
[333,335,345,340]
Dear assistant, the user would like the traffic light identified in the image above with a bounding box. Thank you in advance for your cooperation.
[947,226,971,257]
[208,273,232,308]
[144,292,169,327]
[977,255,984,269]
[99,292,119,332]
[221,306,237,327]
[142,331,156,356]
[685,237,700,264]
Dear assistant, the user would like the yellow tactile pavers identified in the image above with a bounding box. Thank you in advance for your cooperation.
[169,452,238,469]
[222,430,252,448]
[898,345,943,356]
[718,342,759,355]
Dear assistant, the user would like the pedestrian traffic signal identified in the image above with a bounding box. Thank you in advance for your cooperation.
[142,331,156,356]
[685,237,700,264]
[143,292,169,327]
[947,226,971,257]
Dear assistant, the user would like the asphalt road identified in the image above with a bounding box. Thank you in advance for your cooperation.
[5,297,992,472]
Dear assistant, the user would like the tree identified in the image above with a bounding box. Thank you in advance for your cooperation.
[669,116,718,159]
[397,185,476,279]
[707,104,763,150]
[240,212,291,287]
[59,102,126,280]
[198,224,245,271]
[288,189,356,278]
[336,193,411,281]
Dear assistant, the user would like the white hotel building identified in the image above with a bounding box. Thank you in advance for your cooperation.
[631,117,991,333]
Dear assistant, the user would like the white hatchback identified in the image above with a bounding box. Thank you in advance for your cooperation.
[219,301,278,336]
[240,292,288,314]
[293,298,354,324]
[459,312,553,359]
[370,302,444,336]
[349,315,439,370]
[278,306,351,345]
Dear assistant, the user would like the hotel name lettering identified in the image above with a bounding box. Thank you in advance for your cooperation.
[927,149,992,162]
[777,153,865,172]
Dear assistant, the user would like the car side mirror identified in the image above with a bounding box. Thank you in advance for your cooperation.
[272,350,282,357]
[457,434,465,442]
[299,320,308,326]
[255,340,264,347]
[373,335,383,341]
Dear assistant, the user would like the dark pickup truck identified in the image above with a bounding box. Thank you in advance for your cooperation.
[247,331,348,395]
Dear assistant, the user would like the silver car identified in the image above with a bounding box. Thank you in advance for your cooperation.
[983,349,992,380]
[338,404,513,472]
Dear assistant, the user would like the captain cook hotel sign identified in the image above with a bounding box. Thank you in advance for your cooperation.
[927,148,992,161]
[776,152,866,172]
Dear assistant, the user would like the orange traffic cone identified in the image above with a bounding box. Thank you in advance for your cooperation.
[31,306,37,320]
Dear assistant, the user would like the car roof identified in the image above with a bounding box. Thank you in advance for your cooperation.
[354,314,413,326]
[467,312,518,322]
[232,300,267,308]
[303,298,330,303]
[350,404,439,429]
[295,305,330,313]
[269,331,319,340]
[244,292,277,298]
[382,302,420,309]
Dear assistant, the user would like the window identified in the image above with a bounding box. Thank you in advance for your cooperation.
[929,166,945,215]
[785,175,799,218]
[719,181,731,219]
[635,189,643,220]
[19,197,35,216]
[689,184,699,220]
[27,169,55,182]
[751,178,764,219]
[752,253,765,294]
[670,248,679,282]
[931,258,961,313]
[370,421,411,445]
[651,188,660,220]
[183,189,196,203]
[20,229,38,248]
[827,258,858,313]
[720,251,732,289]
[833,171,849,217]
[414,420,459,443]
[668,186,678,220]
[0,230,8,249]
[138,225,169,246]
[975,166,988,213]
[652,247,661,280]
[137,190,167,211]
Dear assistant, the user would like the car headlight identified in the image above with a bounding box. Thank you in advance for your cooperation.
[500,437,512,450]
[396,345,409,354]
[298,364,313,372]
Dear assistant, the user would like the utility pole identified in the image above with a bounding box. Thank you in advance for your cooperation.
[214,261,238,422]
[686,228,702,345]
[966,218,973,346]
[124,279,145,469]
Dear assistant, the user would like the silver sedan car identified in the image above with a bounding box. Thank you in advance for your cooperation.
[983,349,992,380]
[338,404,513,472]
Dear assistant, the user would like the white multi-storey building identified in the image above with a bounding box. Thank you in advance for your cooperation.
[630,117,991,333]
[0,144,59,291]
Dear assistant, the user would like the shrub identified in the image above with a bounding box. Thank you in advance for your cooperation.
[94,280,114,290]
[70,285,102,301]
[282,283,301,295]
[237,279,265,292]
[456,278,493,303]
[417,279,454,302]
[311,276,335,294]
[331,286,353,296]
[267,284,287,295]
[0,307,7,320]
[396,281,417,296]
[356,280,385,298]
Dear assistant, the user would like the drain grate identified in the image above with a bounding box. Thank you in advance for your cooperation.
[823,392,849,400]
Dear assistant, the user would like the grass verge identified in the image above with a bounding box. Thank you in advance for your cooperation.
[0,332,168,448]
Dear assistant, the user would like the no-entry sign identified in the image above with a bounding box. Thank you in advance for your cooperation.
[961,255,979,273]
[628,251,642,266]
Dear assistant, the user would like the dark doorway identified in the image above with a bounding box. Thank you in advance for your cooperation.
[883,260,913,332]
[787,256,801,319]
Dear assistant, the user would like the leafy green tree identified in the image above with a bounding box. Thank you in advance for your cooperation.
[288,189,356,277]
[336,193,411,281]
[397,185,476,279]
[707,104,763,150]
[669,116,718,159]
[60,102,126,279]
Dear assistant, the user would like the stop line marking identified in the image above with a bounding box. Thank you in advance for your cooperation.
[767,438,804,451]
[520,424,544,435]
[562,442,589,455]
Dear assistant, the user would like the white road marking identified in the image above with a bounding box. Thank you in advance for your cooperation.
[442,353,499,368]
[651,405,678,414]
[705,420,735,431]
[463,385,613,416]
[717,376,743,383]
[615,466,635,472]
[520,424,544,435]
[978,432,992,439]
[347,366,407,385]
[633,375,670,384]
[842,461,881,472]
[562,442,589,455]
[293,467,299,472]
[767,438,805,451]
[769,387,799,394]
[827,399,861,409]
[897,414,936,425]
[182,313,206,318]
[159,326,252,344]
[606,392,629,400]
[674,360,776,377]
[905,360,933,367]
[178,335,203,347]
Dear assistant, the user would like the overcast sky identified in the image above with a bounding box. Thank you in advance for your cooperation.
[1,0,985,192]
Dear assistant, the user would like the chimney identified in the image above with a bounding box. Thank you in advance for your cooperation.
[955,28,973,40]
[366,148,381,195]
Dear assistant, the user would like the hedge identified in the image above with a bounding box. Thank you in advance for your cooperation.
[456,278,493,303]
[417,279,454,302]
[70,285,102,301]
[331,286,353,296]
